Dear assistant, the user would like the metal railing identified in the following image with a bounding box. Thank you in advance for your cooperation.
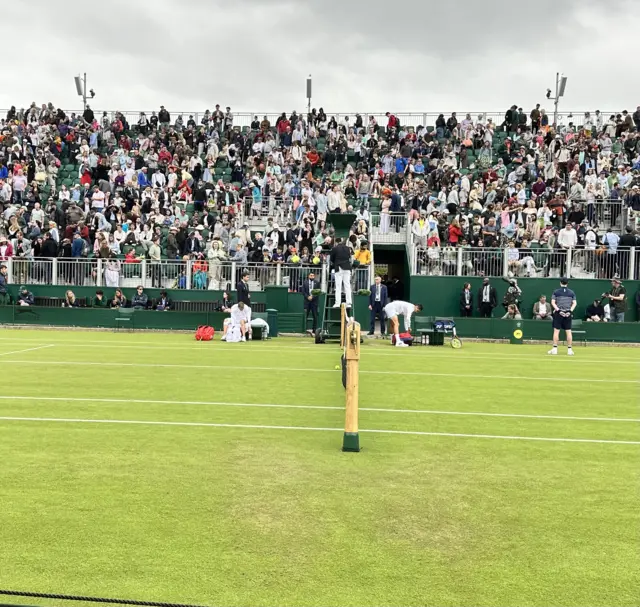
[6,108,615,130]
[370,212,411,245]
[241,196,295,225]
[413,246,638,280]
[565,200,630,233]
[2,258,329,291]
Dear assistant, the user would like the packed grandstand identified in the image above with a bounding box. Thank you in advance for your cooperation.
[0,102,639,293]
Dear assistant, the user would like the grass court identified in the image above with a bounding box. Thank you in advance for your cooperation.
[0,329,638,607]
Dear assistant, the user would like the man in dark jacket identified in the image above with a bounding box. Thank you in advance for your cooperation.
[618,227,638,279]
[368,275,388,335]
[17,286,34,306]
[301,270,320,333]
[166,227,179,259]
[477,277,498,317]
[236,271,251,306]
[41,232,58,258]
[132,286,149,309]
[183,231,201,256]
[0,265,9,305]
[633,106,640,131]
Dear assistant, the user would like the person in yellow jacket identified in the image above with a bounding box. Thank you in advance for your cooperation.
[354,241,371,266]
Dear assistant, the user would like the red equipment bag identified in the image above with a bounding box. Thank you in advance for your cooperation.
[195,325,215,341]
[391,332,413,345]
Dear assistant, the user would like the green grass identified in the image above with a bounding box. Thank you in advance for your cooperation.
[0,329,638,607]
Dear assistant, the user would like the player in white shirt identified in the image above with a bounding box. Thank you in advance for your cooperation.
[383,300,423,347]
[221,302,251,342]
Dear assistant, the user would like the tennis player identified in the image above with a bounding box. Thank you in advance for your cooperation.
[549,277,577,356]
[222,301,251,342]
[383,300,423,347]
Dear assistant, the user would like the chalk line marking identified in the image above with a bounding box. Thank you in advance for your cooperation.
[0,395,636,423]
[0,345,54,357]
[0,416,638,445]
[0,359,636,384]
[0,338,637,363]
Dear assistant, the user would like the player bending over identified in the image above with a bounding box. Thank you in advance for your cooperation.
[383,300,423,348]
[221,301,251,342]
[549,277,577,356]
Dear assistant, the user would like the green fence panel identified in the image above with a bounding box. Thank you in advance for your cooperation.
[410,276,640,323]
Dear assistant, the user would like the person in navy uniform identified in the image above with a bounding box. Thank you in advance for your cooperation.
[368,275,388,336]
[236,271,251,306]
[301,270,320,333]
[549,277,577,356]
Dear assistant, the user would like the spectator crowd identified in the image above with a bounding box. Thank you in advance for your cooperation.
[0,101,639,294]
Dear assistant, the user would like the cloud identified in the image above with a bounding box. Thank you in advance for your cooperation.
[0,0,636,120]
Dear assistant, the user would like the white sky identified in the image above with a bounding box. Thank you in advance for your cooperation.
[3,0,638,116]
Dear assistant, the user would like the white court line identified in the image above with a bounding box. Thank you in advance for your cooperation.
[0,395,637,423]
[0,337,638,363]
[0,416,638,445]
[0,359,637,384]
[0,345,54,357]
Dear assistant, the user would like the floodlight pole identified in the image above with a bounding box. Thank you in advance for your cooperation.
[74,73,88,111]
[550,72,567,128]
[306,74,312,136]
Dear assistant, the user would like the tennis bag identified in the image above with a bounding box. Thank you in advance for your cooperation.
[195,325,215,341]
[391,332,413,345]
[433,320,456,332]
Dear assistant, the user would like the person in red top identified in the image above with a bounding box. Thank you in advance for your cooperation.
[306,149,320,166]
[80,168,92,188]
[277,115,290,135]
[448,219,463,245]
[386,112,398,129]
[158,147,172,164]
[0,235,14,260]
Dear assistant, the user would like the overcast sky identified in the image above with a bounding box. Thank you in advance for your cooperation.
[3,0,638,117]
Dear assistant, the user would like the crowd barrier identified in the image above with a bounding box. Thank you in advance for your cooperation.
[413,246,639,281]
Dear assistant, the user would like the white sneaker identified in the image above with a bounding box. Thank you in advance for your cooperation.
[220,335,226,341]
[547,348,557,355]
[395,341,409,347]
[241,336,246,342]
[567,349,574,356]
[332,303,341,308]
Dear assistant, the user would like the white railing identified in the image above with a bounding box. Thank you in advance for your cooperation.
[564,200,630,233]
[240,196,295,225]
[413,246,638,280]
[8,108,616,130]
[3,258,329,291]
[370,212,412,245]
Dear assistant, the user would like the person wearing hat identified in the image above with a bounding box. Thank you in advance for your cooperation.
[606,277,627,322]
[0,234,13,260]
[549,277,577,356]
[17,285,34,307]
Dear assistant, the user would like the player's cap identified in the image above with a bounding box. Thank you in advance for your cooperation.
[560,276,568,285]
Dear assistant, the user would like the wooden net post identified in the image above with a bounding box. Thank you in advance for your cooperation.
[342,319,361,452]
[339,303,346,348]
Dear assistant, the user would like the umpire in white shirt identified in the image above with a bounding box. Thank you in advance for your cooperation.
[330,237,353,308]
